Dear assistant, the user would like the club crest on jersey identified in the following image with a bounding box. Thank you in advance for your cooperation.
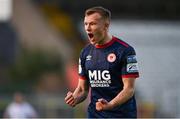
[107,53,116,63]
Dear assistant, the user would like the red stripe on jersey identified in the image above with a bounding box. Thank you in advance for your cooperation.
[95,37,115,48]
[122,73,139,78]
[79,75,87,80]
[114,37,129,48]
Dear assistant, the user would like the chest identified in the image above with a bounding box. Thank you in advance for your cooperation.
[8,103,32,117]
[84,48,121,71]
[83,47,124,88]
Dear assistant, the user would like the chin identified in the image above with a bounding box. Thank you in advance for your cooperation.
[90,42,96,45]
[89,40,96,45]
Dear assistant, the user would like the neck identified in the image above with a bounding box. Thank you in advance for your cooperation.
[97,33,112,45]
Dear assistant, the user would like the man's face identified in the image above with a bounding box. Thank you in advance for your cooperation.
[84,13,108,45]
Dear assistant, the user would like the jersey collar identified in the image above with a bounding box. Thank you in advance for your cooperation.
[95,36,115,49]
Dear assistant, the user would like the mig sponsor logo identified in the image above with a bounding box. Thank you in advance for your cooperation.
[88,70,111,87]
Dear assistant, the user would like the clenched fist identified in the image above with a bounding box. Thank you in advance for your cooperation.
[96,101,104,111]
[65,91,76,107]
[96,98,108,111]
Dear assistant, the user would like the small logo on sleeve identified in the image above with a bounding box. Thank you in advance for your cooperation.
[107,53,116,63]
[127,63,138,73]
[127,55,137,63]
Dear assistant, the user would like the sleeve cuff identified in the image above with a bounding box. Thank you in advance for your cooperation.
[79,75,87,80]
[122,73,139,78]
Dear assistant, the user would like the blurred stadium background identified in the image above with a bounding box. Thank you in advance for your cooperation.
[0,0,180,118]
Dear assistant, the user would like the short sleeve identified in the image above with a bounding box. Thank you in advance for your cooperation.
[78,49,87,80]
[121,46,139,78]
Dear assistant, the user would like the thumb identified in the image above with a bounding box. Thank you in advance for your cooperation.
[67,91,72,96]
[98,98,108,104]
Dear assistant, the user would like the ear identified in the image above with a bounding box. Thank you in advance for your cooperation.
[104,22,109,31]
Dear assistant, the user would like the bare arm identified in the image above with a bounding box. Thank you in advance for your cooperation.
[73,79,89,105]
[96,77,136,111]
[65,78,89,107]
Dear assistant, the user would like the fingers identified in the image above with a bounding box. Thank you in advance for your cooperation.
[65,91,73,101]
[96,101,103,111]
[98,98,104,102]
[67,91,72,95]
[66,96,75,105]
[96,98,104,111]
[98,98,108,104]
[96,98,109,111]
[65,91,76,107]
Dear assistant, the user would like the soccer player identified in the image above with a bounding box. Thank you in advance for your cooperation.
[65,6,139,118]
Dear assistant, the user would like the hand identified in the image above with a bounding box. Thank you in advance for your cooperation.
[65,91,76,107]
[96,98,112,111]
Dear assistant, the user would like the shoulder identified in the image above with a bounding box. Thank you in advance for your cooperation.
[112,36,137,58]
[6,102,18,111]
[82,43,93,51]
[80,43,93,57]
[22,102,35,110]
[7,102,16,108]
[23,102,32,106]
[113,36,130,48]
[113,36,135,51]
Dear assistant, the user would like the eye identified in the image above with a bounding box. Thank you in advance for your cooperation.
[90,22,96,25]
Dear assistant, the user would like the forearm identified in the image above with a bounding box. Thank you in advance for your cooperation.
[109,88,135,109]
[73,86,88,105]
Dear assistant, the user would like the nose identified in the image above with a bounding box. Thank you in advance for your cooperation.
[85,24,91,32]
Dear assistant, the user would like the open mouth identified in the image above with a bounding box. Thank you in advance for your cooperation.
[88,33,94,39]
